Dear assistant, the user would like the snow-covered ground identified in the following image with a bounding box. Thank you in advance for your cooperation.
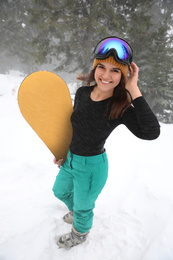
[0,71,173,260]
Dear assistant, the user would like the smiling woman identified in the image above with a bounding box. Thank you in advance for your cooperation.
[53,36,160,249]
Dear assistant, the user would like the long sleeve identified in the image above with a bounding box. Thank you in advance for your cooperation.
[120,96,160,140]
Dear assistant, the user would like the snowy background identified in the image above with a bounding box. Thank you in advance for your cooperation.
[0,71,173,260]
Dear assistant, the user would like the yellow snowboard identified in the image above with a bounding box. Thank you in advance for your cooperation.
[18,71,73,161]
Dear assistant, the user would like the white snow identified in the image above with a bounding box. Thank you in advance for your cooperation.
[21,23,26,28]
[0,71,173,260]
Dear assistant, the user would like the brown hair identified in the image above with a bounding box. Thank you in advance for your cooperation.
[77,68,132,119]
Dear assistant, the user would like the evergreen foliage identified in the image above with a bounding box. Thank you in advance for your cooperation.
[0,0,172,122]
[0,0,35,72]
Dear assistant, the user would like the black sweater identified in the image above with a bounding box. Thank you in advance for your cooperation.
[70,86,160,156]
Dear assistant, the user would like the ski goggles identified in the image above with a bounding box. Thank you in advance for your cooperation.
[94,36,133,66]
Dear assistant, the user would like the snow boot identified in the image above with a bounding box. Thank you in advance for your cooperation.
[62,211,74,224]
[56,224,88,249]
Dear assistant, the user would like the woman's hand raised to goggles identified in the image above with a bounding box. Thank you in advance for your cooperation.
[125,62,142,100]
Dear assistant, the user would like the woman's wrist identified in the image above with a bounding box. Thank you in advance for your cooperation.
[129,86,142,100]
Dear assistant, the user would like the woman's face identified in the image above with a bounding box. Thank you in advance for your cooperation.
[94,62,122,95]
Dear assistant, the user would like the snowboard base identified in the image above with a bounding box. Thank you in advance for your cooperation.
[18,71,73,161]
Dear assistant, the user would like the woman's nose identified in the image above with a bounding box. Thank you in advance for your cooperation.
[102,70,111,79]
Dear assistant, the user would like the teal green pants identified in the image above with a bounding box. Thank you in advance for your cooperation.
[52,149,108,233]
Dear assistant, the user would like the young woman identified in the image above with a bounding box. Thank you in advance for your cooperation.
[52,36,160,249]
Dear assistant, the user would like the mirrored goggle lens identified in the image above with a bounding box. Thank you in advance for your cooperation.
[94,37,133,65]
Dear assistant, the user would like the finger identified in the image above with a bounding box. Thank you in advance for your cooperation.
[57,159,63,166]
[57,159,63,169]
[53,158,57,164]
[128,65,133,79]
[131,62,139,73]
[53,158,63,165]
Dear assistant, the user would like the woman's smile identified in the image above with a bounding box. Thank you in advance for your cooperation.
[100,79,112,84]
